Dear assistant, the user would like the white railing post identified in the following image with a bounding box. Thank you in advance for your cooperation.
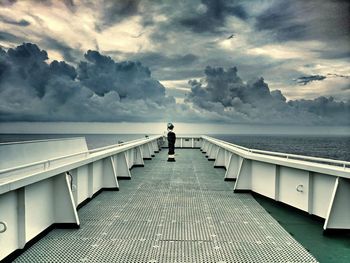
[208,145,217,160]
[214,147,225,168]
[324,177,350,233]
[133,146,144,167]
[148,143,155,157]
[114,153,131,179]
[142,144,152,159]
[205,144,212,158]
[53,173,80,227]
[224,153,240,181]
[102,157,119,188]
[233,158,252,192]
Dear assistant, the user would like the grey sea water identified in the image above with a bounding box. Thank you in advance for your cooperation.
[0,133,349,161]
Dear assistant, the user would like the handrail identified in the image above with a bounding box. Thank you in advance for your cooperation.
[202,136,350,168]
[0,135,161,176]
[0,151,89,175]
[88,137,146,153]
[249,149,350,167]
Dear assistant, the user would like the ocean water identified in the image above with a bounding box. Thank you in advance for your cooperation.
[0,133,349,161]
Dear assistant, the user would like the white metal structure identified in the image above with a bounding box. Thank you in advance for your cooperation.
[0,136,162,261]
[200,135,350,233]
[162,136,203,148]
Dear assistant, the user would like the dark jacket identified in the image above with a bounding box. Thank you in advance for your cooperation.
[167,131,176,146]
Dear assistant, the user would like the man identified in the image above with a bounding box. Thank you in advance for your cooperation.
[167,123,176,162]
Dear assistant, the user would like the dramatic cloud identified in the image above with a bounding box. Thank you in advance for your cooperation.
[288,96,350,125]
[0,43,177,122]
[255,0,350,43]
[186,66,350,125]
[0,1,349,125]
[178,0,247,33]
[96,0,141,31]
[0,31,24,43]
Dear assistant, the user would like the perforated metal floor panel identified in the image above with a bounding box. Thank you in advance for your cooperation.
[14,149,318,263]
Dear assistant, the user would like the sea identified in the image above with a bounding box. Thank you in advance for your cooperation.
[0,133,349,161]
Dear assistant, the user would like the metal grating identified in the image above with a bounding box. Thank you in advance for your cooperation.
[13,149,318,263]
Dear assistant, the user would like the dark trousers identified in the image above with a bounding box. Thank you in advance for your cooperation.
[168,143,175,155]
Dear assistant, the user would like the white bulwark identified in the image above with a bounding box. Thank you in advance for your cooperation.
[0,136,162,261]
[200,135,350,233]
[0,134,349,261]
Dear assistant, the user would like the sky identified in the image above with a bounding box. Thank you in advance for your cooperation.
[0,0,349,128]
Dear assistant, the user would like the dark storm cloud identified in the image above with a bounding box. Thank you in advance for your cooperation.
[0,31,25,43]
[0,0,16,6]
[0,16,30,26]
[288,97,350,125]
[255,0,350,42]
[0,43,348,124]
[136,54,201,80]
[317,50,350,60]
[154,68,204,81]
[41,37,83,63]
[134,53,199,69]
[108,51,199,69]
[127,52,198,75]
[96,0,140,31]
[255,1,307,41]
[179,0,247,33]
[106,51,201,80]
[295,75,327,85]
[78,50,170,102]
[0,43,177,122]
[186,66,350,125]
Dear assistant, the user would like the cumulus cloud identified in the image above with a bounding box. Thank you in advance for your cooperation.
[0,43,176,122]
[186,66,350,125]
[0,43,349,125]
[1,0,349,104]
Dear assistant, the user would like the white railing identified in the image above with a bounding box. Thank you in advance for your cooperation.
[0,135,163,261]
[206,137,350,168]
[200,135,350,233]
[162,136,203,148]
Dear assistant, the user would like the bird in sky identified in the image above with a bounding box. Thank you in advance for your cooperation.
[226,34,235,39]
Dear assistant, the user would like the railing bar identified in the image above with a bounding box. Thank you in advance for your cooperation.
[0,136,162,175]
[202,136,349,167]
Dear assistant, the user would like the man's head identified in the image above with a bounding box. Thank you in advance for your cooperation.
[167,122,174,131]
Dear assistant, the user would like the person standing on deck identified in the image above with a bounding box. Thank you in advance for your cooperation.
[167,123,176,162]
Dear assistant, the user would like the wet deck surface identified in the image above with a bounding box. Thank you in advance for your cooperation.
[14,149,317,262]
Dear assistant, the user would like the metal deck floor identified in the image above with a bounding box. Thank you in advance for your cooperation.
[14,149,318,263]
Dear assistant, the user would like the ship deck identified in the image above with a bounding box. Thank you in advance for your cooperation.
[13,149,318,262]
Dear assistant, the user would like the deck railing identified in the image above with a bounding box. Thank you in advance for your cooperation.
[1,134,349,261]
[0,135,163,261]
[199,135,350,234]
